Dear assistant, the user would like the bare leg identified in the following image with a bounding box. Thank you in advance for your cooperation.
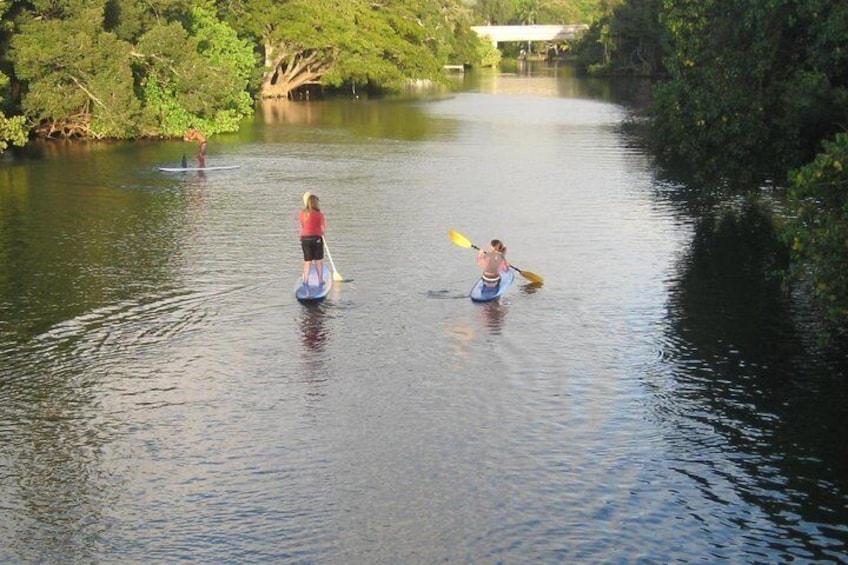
[316,260,324,285]
[302,261,312,285]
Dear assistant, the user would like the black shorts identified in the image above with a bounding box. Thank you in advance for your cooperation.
[301,236,324,261]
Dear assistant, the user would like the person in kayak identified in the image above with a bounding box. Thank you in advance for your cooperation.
[477,239,510,287]
[299,192,326,286]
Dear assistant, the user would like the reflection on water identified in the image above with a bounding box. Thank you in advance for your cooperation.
[655,201,848,559]
[258,97,443,141]
[520,281,544,295]
[478,300,507,334]
[299,303,329,353]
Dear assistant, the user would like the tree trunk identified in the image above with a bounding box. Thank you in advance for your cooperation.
[260,43,334,99]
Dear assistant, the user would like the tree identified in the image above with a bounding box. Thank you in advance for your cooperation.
[516,0,539,24]
[219,0,484,99]
[651,0,848,185]
[0,72,27,152]
[134,4,256,136]
[574,0,665,76]
[0,0,27,151]
[11,4,142,138]
[787,133,848,334]
[474,0,517,24]
[649,0,848,329]
[8,0,255,139]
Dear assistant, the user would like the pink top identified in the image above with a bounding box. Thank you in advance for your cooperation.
[299,209,325,237]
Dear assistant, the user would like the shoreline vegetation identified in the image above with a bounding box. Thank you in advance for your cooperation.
[1,0,846,335]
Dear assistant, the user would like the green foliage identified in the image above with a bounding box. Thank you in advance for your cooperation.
[475,0,515,24]
[103,0,187,42]
[135,13,254,136]
[0,108,28,152]
[786,133,848,330]
[0,0,27,152]
[478,40,502,67]
[219,0,486,97]
[11,5,142,138]
[7,0,255,139]
[651,0,848,186]
[574,0,665,76]
[472,0,609,25]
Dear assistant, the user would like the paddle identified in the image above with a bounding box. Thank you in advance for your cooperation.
[322,237,345,282]
[181,153,187,168]
[449,229,544,284]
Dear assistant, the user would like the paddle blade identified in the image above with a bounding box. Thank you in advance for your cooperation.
[181,153,187,168]
[332,270,344,282]
[513,267,544,285]
[449,229,476,249]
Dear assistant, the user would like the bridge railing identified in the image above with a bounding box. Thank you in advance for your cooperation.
[471,24,589,46]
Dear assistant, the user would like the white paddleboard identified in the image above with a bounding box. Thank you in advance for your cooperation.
[159,165,241,172]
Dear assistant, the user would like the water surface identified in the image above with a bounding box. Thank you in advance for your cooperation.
[1,65,846,564]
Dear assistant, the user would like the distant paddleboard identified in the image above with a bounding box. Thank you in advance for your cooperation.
[158,165,241,172]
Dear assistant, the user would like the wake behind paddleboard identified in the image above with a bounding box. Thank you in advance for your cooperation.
[469,269,515,302]
[159,165,241,172]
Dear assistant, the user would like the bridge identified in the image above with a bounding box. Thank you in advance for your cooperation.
[471,24,589,47]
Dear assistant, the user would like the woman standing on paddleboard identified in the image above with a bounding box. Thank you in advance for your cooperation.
[477,239,510,287]
[299,192,326,286]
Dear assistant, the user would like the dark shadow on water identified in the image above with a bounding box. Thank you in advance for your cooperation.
[426,289,467,300]
[659,199,848,558]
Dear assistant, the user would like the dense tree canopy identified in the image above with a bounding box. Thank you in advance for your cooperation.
[4,0,256,140]
[651,0,848,184]
[0,0,490,143]
[216,0,484,99]
[573,0,665,76]
[0,0,27,150]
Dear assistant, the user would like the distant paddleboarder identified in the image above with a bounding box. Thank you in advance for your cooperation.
[183,128,207,168]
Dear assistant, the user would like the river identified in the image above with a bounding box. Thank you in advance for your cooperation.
[1,64,846,564]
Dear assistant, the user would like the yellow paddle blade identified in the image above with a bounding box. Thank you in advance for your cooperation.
[332,270,344,282]
[513,267,543,285]
[449,229,474,249]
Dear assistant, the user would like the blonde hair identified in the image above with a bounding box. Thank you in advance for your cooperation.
[305,194,320,211]
[491,239,506,254]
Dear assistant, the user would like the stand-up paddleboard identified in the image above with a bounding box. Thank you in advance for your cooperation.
[158,165,241,172]
[296,265,333,302]
[469,269,515,302]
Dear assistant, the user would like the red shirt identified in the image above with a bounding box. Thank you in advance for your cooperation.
[299,209,325,237]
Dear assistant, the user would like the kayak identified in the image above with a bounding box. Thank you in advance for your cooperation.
[296,265,333,302]
[469,269,515,302]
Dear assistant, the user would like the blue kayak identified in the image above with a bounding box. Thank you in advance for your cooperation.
[296,265,333,302]
[469,269,515,302]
